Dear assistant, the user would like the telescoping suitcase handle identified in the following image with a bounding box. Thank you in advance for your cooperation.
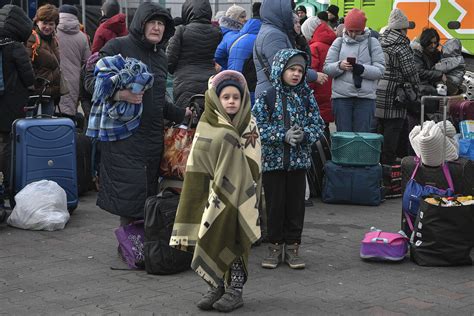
[420,95,463,162]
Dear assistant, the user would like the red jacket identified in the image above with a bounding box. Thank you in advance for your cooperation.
[91,13,128,53]
[309,23,336,123]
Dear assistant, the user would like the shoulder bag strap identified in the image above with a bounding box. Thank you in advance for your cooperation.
[253,44,271,80]
[229,34,249,55]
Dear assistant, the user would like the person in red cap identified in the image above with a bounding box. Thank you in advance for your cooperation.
[323,8,385,132]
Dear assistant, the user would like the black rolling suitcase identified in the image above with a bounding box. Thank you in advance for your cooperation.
[307,132,331,197]
[76,133,93,196]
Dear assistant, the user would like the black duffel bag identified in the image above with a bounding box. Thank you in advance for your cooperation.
[410,198,474,266]
[143,189,192,275]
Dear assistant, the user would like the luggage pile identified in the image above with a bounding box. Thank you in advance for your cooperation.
[401,96,474,266]
[322,132,384,206]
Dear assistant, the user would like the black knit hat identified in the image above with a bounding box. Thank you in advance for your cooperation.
[59,4,78,17]
[327,5,339,18]
[252,2,261,18]
[317,11,328,22]
[216,79,243,98]
[296,5,306,14]
[101,0,120,18]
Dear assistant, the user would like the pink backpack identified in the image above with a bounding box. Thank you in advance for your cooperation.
[360,227,409,261]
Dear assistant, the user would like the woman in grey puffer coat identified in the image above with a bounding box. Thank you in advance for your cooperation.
[375,9,419,165]
[166,0,221,110]
[324,8,385,132]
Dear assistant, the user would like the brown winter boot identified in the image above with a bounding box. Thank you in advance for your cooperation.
[261,243,283,269]
[284,243,305,269]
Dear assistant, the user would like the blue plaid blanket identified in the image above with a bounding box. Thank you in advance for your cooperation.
[86,54,154,141]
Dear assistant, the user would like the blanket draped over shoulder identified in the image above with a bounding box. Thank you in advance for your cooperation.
[86,54,154,141]
[170,85,262,288]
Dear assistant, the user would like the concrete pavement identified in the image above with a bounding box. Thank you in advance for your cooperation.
[1,192,473,315]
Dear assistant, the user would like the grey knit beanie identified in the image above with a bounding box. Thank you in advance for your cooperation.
[388,8,409,30]
[225,4,246,21]
[301,16,322,41]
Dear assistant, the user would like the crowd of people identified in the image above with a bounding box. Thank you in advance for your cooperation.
[0,0,467,313]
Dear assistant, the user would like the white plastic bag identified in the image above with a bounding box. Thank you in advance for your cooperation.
[7,180,70,231]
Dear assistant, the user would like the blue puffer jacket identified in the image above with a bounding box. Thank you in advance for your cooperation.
[253,49,325,172]
[214,16,242,70]
[227,18,262,72]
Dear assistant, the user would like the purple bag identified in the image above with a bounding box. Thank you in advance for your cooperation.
[360,227,409,261]
[114,220,145,269]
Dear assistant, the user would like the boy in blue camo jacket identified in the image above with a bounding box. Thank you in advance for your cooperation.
[253,48,325,270]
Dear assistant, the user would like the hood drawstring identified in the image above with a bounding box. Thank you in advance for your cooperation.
[154,44,157,52]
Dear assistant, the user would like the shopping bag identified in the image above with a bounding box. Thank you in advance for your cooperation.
[159,124,195,180]
[114,220,145,269]
[410,198,474,266]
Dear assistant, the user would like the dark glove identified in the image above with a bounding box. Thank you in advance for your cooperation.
[353,63,365,75]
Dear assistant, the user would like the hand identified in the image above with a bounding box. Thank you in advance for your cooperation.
[293,129,304,143]
[339,60,353,71]
[442,74,447,83]
[117,89,144,104]
[316,72,328,85]
[285,126,298,147]
[185,107,193,118]
[215,63,222,73]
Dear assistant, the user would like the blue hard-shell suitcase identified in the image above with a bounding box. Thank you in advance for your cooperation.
[11,118,78,211]
[322,161,383,206]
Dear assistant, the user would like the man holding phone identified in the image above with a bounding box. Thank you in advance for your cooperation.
[324,8,385,132]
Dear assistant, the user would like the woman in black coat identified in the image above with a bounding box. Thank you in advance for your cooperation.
[166,0,222,109]
[0,5,35,189]
[97,2,187,223]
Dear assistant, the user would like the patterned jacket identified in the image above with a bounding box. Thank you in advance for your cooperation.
[375,29,420,119]
[253,49,325,172]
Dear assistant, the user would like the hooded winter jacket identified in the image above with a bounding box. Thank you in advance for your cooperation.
[253,0,294,98]
[434,38,465,90]
[411,39,443,87]
[166,0,221,109]
[97,2,185,218]
[375,29,420,120]
[26,27,61,99]
[0,5,35,133]
[227,18,262,72]
[56,12,91,116]
[253,49,325,172]
[324,29,385,100]
[308,22,336,123]
[214,15,243,70]
[91,13,128,54]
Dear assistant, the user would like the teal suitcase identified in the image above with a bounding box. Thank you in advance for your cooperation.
[330,132,383,166]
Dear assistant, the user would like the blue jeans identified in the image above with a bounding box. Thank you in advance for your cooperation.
[332,98,376,132]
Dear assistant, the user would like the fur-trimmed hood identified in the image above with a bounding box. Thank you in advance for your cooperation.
[219,15,242,31]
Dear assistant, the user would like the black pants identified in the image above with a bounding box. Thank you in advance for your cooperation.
[378,118,405,165]
[0,132,11,190]
[263,169,306,244]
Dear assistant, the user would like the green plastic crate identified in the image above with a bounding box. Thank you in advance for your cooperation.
[330,132,383,166]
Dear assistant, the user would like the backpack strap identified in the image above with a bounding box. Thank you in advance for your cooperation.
[263,87,312,122]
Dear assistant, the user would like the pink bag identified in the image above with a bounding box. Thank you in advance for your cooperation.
[360,227,408,261]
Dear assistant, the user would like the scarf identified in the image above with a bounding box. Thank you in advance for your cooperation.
[170,85,262,288]
[86,54,154,141]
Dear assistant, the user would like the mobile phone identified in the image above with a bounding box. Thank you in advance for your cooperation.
[347,57,356,65]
